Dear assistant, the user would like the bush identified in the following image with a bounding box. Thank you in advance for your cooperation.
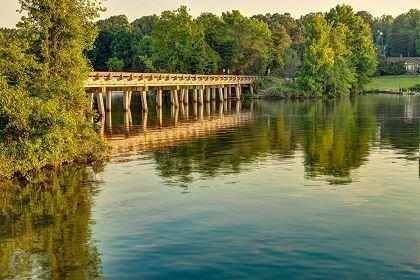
[377,59,406,75]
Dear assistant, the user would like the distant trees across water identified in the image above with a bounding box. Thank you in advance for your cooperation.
[88,6,418,97]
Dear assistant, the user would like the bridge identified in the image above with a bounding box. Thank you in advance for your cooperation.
[85,72,260,116]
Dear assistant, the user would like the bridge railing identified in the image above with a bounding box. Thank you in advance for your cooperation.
[86,72,261,88]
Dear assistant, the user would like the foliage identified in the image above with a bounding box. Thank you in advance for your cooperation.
[388,9,420,57]
[296,14,334,97]
[377,58,406,75]
[150,6,220,74]
[296,5,377,97]
[0,0,107,178]
[253,76,298,99]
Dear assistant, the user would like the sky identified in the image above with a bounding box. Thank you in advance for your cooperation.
[0,0,418,28]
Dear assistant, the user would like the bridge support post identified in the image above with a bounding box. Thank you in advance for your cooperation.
[96,92,105,116]
[156,88,163,108]
[106,91,112,112]
[184,89,189,104]
[211,88,216,100]
[218,87,224,102]
[179,89,185,103]
[223,87,228,101]
[199,88,204,105]
[141,88,148,111]
[123,91,130,112]
[236,86,240,100]
[173,89,179,108]
[206,88,211,102]
[250,85,254,99]
[193,89,198,103]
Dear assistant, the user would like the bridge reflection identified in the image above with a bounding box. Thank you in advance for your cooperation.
[99,99,253,159]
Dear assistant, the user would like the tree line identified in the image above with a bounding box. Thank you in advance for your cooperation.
[88,6,418,97]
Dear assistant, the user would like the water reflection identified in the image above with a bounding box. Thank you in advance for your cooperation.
[1,94,418,278]
[0,168,102,279]
[101,94,418,186]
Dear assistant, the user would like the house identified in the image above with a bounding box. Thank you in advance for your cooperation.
[387,57,420,74]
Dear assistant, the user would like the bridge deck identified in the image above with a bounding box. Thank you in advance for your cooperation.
[86,72,260,89]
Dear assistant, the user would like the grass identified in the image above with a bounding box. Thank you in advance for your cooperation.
[366,75,420,91]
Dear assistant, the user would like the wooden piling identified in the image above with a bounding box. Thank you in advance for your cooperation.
[184,89,189,104]
[199,88,204,105]
[156,88,163,108]
[219,88,224,102]
[173,89,179,108]
[141,89,148,111]
[206,88,211,102]
[106,91,112,112]
[193,89,198,103]
[96,92,105,116]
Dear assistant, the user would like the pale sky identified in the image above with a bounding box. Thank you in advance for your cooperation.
[1,0,418,28]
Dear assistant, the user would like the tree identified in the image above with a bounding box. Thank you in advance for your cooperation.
[326,5,377,91]
[150,6,220,74]
[131,15,158,71]
[388,9,420,57]
[296,14,334,96]
[89,15,130,70]
[0,0,106,178]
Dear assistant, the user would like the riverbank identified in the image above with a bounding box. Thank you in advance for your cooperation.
[251,75,419,99]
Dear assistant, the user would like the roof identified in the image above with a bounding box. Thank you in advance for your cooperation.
[387,57,420,63]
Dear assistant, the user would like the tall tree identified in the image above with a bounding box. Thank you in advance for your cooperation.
[296,14,334,96]
[150,6,220,74]
[89,15,130,70]
[0,0,105,177]
[326,5,377,91]
[388,9,420,57]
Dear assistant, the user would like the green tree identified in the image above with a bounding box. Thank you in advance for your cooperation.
[89,15,130,70]
[388,9,420,57]
[0,0,106,178]
[326,5,377,91]
[130,15,159,72]
[149,6,220,74]
[296,14,334,96]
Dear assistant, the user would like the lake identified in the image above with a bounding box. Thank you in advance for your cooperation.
[0,94,419,279]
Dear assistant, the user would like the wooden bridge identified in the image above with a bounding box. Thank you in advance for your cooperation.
[85,72,260,115]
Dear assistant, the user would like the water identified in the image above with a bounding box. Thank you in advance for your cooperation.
[0,94,419,279]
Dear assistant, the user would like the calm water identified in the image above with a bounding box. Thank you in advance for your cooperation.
[1,94,419,279]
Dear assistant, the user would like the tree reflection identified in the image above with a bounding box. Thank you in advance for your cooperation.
[151,95,418,186]
[0,167,102,279]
